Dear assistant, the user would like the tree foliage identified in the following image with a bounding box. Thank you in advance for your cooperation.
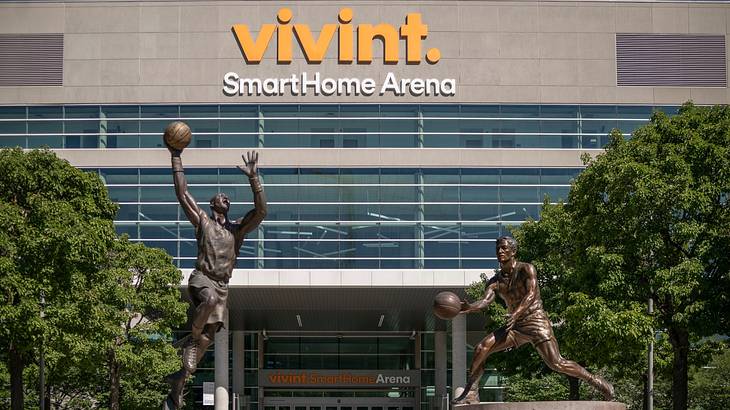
[467,103,730,408]
[470,103,730,409]
[0,148,118,409]
[100,237,187,410]
[0,148,187,409]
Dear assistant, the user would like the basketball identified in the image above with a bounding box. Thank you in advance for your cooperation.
[163,121,191,150]
[433,291,462,320]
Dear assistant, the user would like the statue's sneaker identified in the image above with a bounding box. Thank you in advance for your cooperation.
[164,369,187,409]
[182,340,199,373]
[452,385,480,405]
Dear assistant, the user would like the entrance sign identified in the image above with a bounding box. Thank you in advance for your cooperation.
[259,370,421,388]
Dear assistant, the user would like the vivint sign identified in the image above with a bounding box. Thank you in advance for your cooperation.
[223,8,456,97]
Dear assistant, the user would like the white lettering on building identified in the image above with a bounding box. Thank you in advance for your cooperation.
[222,72,455,97]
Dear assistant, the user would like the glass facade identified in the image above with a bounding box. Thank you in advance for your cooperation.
[0,103,668,409]
[0,104,677,149]
[91,167,581,270]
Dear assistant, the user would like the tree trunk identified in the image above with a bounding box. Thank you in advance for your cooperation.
[568,376,580,400]
[669,327,689,410]
[109,349,121,410]
[642,371,649,410]
[9,343,24,410]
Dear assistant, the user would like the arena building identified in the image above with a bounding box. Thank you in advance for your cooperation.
[1,0,728,408]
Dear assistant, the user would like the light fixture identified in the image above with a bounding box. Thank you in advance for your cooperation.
[410,330,416,340]
[378,314,385,328]
[262,329,268,340]
[296,314,302,328]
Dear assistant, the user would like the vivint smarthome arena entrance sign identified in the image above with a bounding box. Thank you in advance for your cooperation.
[259,370,421,388]
[223,8,455,97]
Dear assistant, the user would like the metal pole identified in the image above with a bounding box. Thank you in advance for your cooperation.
[648,296,654,410]
[40,291,45,410]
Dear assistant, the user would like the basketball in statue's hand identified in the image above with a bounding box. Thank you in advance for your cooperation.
[433,291,462,320]
[163,121,192,151]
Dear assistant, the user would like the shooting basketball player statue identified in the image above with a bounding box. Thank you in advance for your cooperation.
[161,122,267,409]
[452,235,614,404]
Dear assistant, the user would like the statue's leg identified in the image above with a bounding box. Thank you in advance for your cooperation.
[453,329,515,404]
[189,287,220,341]
[164,368,190,409]
[534,339,614,400]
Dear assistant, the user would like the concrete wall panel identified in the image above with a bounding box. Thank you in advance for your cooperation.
[0,5,64,34]
[0,0,728,105]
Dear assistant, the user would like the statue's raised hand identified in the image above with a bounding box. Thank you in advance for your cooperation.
[237,151,258,178]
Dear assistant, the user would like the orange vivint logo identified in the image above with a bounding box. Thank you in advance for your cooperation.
[232,8,441,64]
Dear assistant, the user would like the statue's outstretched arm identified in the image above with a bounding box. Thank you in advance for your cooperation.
[236,151,268,234]
[461,280,497,314]
[170,150,202,227]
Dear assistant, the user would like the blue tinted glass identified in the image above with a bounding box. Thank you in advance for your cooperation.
[460,204,499,221]
[540,105,578,118]
[617,106,652,119]
[66,105,99,118]
[540,186,570,202]
[100,168,137,184]
[262,105,299,147]
[540,168,580,184]
[29,106,62,119]
[115,223,138,238]
[140,223,178,239]
[27,107,63,147]
[381,105,417,147]
[220,105,257,147]
[0,106,26,147]
[140,168,171,184]
[102,105,139,118]
[116,204,139,220]
[461,187,498,202]
[501,204,539,220]
[108,186,138,202]
[461,169,499,184]
[500,187,539,203]
[340,105,380,147]
[140,204,178,221]
[501,169,539,184]
[142,240,177,258]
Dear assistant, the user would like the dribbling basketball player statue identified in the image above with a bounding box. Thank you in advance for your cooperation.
[161,122,268,409]
[453,236,614,404]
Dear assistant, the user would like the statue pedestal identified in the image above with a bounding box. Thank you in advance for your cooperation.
[453,402,626,410]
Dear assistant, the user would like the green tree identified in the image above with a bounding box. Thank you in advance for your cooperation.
[688,343,730,410]
[508,103,729,409]
[0,148,118,409]
[0,148,188,409]
[100,237,187,410]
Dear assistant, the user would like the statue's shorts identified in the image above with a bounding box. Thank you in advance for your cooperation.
[495,308,555,348]
[188,270,229,328]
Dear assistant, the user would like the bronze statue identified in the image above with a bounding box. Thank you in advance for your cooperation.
[454,236,614,404]
[163,148,267,409]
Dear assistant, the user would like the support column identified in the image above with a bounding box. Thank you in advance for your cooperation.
[451,314,466,397]
[434,331,447,402]
[232,331,246,404]
[215,312,229,410]
[414,332,421,409]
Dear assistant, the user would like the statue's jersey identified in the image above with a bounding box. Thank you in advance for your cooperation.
[195,211,244,282]
[494,262,544,315]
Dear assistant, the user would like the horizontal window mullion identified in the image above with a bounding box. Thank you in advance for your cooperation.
[170,256,497,260]
[0,116,649,122]
[5,131,631,137]
[117,219,526,224]
[106,183,573,187]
